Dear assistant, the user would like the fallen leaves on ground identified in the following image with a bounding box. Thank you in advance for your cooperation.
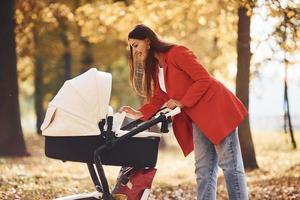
[0,132,300,200]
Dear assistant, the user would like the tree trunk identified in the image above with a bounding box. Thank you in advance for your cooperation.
[283,56,296,149]
[80,39,94,73]
[34,54,44,134]
[33,29,45,135]
[63,50,72,80]
[236,7,258,169]
[0,0,28,156]
[60,23,72,80]
[281,11,296,149]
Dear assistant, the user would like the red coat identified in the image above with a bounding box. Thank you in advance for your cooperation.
[139,45,248,156]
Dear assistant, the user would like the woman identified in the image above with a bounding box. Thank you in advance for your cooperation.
[119,24,249,200]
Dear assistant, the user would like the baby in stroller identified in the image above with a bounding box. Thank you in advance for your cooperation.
[41,68,180,200]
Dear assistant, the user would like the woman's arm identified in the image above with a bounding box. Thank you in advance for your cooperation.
[119,83,166,121]
[170,45,213,108]
[138,79,166,120]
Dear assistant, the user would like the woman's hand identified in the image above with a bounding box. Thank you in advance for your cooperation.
[165,99,184,109]
[119,106,143,119]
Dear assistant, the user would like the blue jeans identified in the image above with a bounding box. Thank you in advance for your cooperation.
[192,124,249,200]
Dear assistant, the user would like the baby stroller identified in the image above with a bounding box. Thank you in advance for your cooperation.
[41,68,181,200]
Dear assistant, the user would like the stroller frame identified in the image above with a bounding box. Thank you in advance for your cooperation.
[54,107,179,200]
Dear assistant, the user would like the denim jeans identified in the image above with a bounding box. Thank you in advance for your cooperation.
[192,123,249,200]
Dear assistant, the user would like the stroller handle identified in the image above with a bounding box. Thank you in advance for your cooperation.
[157,106,181,118]
[121,106,181,131]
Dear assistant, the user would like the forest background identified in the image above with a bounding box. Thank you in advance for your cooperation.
[0,0,300,199]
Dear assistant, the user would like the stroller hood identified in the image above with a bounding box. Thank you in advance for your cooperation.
[41,68,112,136]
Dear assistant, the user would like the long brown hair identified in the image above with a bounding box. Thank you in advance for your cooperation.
[128,24,174,101]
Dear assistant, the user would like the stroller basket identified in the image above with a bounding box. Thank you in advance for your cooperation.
[45,135,160,168]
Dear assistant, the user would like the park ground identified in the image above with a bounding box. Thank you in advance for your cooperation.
[1,131,300,200]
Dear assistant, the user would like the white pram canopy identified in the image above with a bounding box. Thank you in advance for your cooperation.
[41,68,163,138]
[41,68,112,137]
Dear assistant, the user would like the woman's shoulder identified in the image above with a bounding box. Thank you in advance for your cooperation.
[167,44,191,55]
[166,44,193,59]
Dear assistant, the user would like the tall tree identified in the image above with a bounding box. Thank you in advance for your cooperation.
[33,28,45,134]
[0,0,28,156]
[266,0,299,149]
[59,24,72,81]
[80,39,94,72]
[282,11,297,149]
[283,52,296,148]
[236,5,258,169]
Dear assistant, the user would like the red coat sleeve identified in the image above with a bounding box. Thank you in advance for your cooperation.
[138,74,167,120]
[170,45,213,108]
